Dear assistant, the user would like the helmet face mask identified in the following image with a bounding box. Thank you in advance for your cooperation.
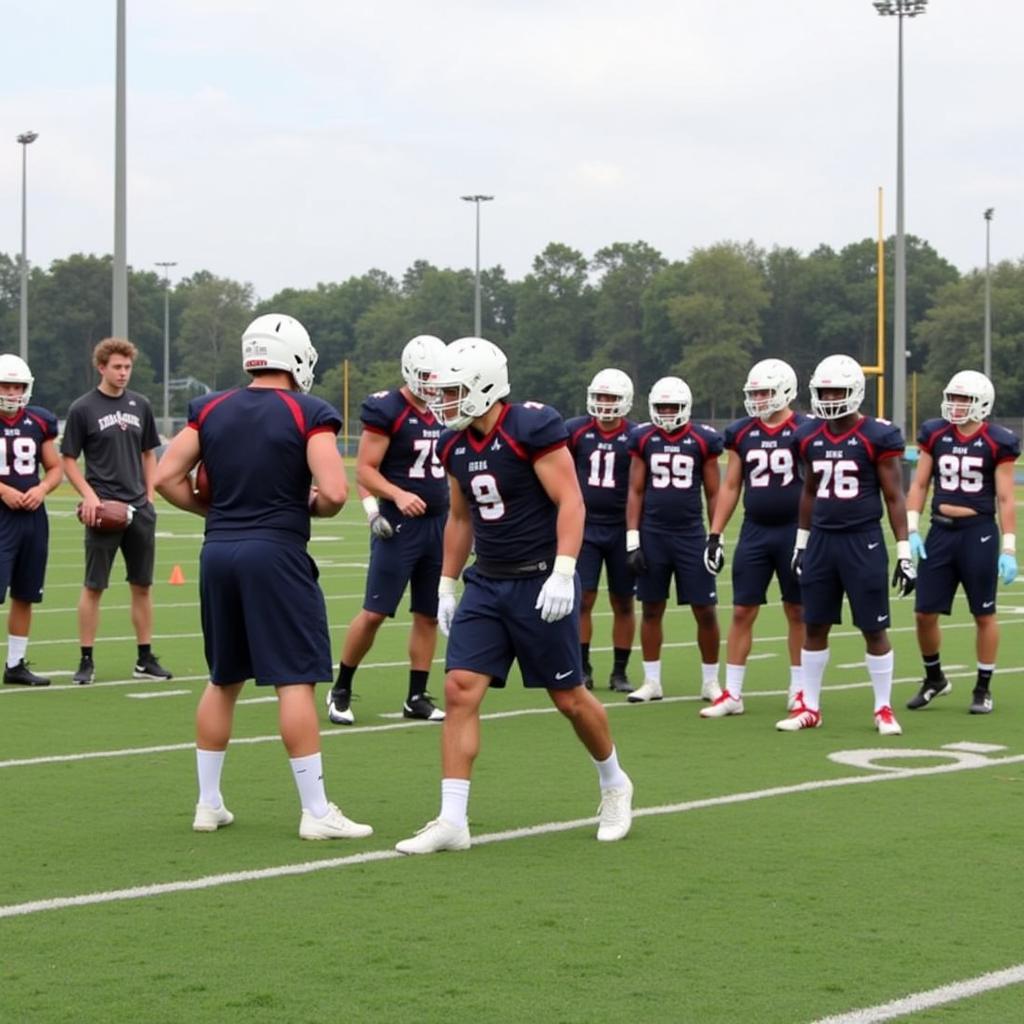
[587,368,634,420]
[0,355,34,414]
[648,376,692,431]
[401,335,446,402]
[941,370,994,425]
[429,337,510,429]
[743,358,797,418]
[242,314,318,393]
[809,355,865,421]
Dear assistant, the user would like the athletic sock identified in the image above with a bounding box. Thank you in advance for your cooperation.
[642,660,661,685]
[137,643,152,660]
[976,662,994,693]
[408,669,429,700]
[789,664,803,694]
[701,663,719,687]
[580,642,591,671]
[922,653,944,684]
[7,634,28,669]
[80,645,94,660]
[865,650,895,710]
[612,647,631,674]
[594,745,629,790]
[290,753,329,818]
[800,648,829,711]
[196,748,226,809]
[335,662,357,691]
[725,663,746,699]
[440,778,470,828]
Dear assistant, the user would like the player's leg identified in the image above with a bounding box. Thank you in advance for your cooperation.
[577,532,603,689]
[4,598,47,686]
[782,601,804,709]
[862,628,901,735]
[192,680,244,831]
[124,509,171,679]
[4,524,49,686]
[907,525,957,709]
[603,525,637,693]
[675,532,722,701]
[773,524,806,709]
[691,603,722,702]
[630,599,666,702]
[971,614,998,713]
[579,589,598,688]
[702,603,756,717]
[960,521,1000,714]
[401,516,446,720]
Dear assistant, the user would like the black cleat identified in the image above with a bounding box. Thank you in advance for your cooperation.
[134,653,173,680]
[608,671,635,694]
[3,659,50,687]
[905,676,951,710]
[326,687,354,725]
[402,692,445,722]
[969,688,993,715]
[73,655,95,685]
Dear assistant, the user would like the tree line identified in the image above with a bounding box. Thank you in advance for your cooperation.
[1,236,1022,432]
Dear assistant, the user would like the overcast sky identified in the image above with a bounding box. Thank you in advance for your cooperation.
[2,1,1020,300]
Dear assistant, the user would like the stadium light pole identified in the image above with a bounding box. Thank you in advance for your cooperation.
[17,131,39,363]
[983,208,993,378]
[461,195,494,337]
[873,0,927,440]
[112,0,128,338]
[155,261,177,437]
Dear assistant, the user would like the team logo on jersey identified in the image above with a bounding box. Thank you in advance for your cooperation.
[97,411,142,432]
[491,438,502,451]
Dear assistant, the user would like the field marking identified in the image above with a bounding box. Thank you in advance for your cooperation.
[126,690,192,700]
[1,747,1020,921]
[812,963,1024,1023]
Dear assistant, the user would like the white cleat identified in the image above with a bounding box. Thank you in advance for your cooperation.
[776,696,822,731]
[627,678,663,703]
[192,802,234,832]
[875,705,903,736]
[701,679,723,703]
[299,802,374,840]
[597,776,634,842]
[699,692,744,718]
[395,818,471,855]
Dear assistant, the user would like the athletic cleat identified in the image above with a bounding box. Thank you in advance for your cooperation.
[134,653,173,680]
[906,676,951,710]
[701,678,723,703]
[3,659,50,687]
[608,671,635,694]
[597,775,634,842]
[403,692,445,721]
[627,678,663,703]
[395,817,471,855]
[875,705,903,736]
[192,802,234,832]
[699,692,744,718]
[299,802,373,840]
[326,687,355,725]
[73,655,95,685]
[776,694,822,731]
[969,689,993,715]
[582,664,594,691]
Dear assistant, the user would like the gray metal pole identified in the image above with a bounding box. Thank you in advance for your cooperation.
[155,262,176,437]
[983,208,993,378]
[17,134,37,362]
[112,0,128,338]
[892,12,907,440]
[473,201,482,337]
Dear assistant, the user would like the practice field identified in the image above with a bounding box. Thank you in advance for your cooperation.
[2,488,1023,1024]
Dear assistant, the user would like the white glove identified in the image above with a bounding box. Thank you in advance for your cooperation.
[535,556,576,623]
[363,494,394,539]
[437,576,458,637]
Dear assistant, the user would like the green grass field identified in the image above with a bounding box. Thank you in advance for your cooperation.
[2,487,1023,1023]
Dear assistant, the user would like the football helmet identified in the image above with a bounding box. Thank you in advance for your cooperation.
[430,337,511,429]
[648,376,692,431]
[0,354,33,414]
[941,370,994,425]
[242,314,318,393]
[743,358,797,418]
[587,368,634,420]
[401,335,446,401]
[809,354,865,420]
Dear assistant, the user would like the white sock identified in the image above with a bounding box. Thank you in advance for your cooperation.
[594,745,629,790]
[7,634,27,669]
[789,664,803,695]
[800,648,829,711]
[642,660,661,685]
[725,663,746,698]
[196,748,226,809]
[865,650,895,711]
[701,662,719,685]
[290,752,329,818]
[440,778,471,827]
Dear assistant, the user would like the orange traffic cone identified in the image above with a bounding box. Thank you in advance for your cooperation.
[168,565,186,586]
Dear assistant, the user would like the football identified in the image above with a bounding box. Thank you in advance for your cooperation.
[77,500,134,532]
[193,461,211,506]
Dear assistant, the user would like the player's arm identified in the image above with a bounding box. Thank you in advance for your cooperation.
[625,454,647,570]
[355,429,426,517]
[61,455,102,526]
[791,460,818,575]
[702,452,721,528]
[440,476,474,580]
[142,448,158,504]
[307,431,348,518]
[19,439,63,511]
[534,446,585,560]
[905,449,932,559]
[995,461,1018,584]
[878,455,916,596]
[708,451,742,535]
[154,427,208,516]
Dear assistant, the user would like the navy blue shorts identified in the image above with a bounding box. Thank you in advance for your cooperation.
[732,520,802,607]
[915,517,999,617]
[636,529,718,606]
[0,508,48,604]
[200,538,334,686]
[444,565,584,688]
[363,514,444,618]
[801,528,890,631]
[578,520,636,597]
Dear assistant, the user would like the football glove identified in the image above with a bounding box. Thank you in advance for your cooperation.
[703,533,725,575]
[791,528,810,578]
[909,531,927,561]
[437,576,458,637]
[998,552,1018,585]
[369,512,394,540]
[535,563,575,623]
[625,529,647,575]
[892,558,917,597]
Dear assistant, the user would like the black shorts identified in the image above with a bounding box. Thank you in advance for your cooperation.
[83,501,156,589]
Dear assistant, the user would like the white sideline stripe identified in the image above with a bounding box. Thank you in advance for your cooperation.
[812,964,1024,1023]
[126,690,191,700]
[237,696,277,705]
[1,751,1021,921]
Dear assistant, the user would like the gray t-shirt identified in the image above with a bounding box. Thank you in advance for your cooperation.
[61,388,161,504]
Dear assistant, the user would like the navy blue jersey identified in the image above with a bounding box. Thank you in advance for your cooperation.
[438,402,568,566]
[0,405,58,495]
[796,416,904,531]
[724,412,808,526]
[628,421,724,533]
[361,389,448,516]
[917,418,1020,517]
[188,387,341,543]
[566,415,636,525]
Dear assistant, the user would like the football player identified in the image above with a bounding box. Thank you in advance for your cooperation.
[325,335,448,726]
[395,337,633,855]
[156,314,372,841]
[624,377,723,704]
[0,355,62,687]
[566,368,638,694]
[781,354,914,735]
[701,359,807,718]
[905,370,1019,715]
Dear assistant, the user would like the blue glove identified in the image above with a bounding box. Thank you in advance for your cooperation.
[909,531,927,561]
[998,552,1018,585]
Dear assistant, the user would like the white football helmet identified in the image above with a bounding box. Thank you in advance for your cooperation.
[941,370,994,425]
[401,335,446,401]
[430,337,511,429]
[743,358,797,418]
[587,368,634,420]
[809,354,865,420]
[242,314,318,393]
[0,354,34,414]
[648,376,692,431]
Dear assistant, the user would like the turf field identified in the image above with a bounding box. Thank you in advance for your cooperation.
[2,487,1023,1023]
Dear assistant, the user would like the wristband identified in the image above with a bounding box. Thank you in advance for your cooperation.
[795,528,810,550]
[897,540,911,561]
[907,510,920,532]
[361,496,380,519]
[553,554,576,576]
[438,575,457,596]
[626,529,640,551]
[1002,533,1017,555]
